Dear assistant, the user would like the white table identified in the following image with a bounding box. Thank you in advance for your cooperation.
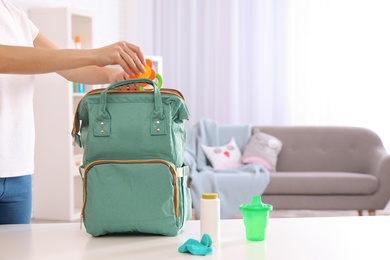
[0,217,389,260]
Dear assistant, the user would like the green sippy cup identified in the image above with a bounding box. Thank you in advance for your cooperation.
[239,196,273,241]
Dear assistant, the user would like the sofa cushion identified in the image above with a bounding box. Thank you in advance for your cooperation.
[201,138,243,170]
[242,131,282,171]
[263,172,379,195]
[253,126,383,173]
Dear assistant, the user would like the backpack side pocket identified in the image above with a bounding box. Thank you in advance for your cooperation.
[177,164,192,228]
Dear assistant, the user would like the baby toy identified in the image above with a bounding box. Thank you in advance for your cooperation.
[130,58,163,90]
[178,233,214,256]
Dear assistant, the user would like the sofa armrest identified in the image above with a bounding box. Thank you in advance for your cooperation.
[367,147,390,176]
[367,149,390,207]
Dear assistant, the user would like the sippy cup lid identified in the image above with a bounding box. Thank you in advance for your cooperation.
[239,196,273,212]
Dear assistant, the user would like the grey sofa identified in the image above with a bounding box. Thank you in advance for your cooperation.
[256,126,390,216]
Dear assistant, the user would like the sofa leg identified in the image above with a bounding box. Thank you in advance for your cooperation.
[358,210,376,216]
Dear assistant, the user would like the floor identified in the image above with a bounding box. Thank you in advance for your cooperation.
[269,209,390,218]
[31,209,390,224]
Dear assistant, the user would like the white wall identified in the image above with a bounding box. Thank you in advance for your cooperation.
[9,0,126,48]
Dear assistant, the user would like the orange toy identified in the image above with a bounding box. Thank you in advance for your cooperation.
[130,59,163,90]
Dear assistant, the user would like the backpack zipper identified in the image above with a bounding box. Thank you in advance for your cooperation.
[84,87,186,100]
[72,88,185,138]
[80,159,179,227]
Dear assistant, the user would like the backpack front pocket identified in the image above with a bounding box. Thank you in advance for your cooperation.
[81,159,181,236]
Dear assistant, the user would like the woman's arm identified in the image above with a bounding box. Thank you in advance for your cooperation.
[0,32,145,83]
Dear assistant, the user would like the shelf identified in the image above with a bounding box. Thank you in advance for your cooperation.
[29,7,93,221]
[73,93,85,97]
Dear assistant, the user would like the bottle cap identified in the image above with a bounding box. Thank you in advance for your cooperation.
[75,35,81,43]
[202,193,218,200]
[239,196,273,212]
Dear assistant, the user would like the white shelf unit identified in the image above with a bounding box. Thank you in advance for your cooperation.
[29,7,163,221]
[29,7,93,221]
[146,55,163,78]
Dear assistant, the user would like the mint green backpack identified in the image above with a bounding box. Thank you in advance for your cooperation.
[71,79,192,236]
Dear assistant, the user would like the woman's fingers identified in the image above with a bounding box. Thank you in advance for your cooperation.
[95,41,146,76]
[117,41,145,76]
[127,42,146,67]
[108,70,131,84]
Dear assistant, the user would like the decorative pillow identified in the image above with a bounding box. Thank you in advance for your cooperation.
[242,131,283,171]
[201,138,243,170]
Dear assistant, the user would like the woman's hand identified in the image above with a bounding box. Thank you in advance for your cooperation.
[0,33,147,84]
[108,70,131,84]
[93,41,146,77]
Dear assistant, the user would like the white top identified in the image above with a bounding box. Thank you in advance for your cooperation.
[0,0,39,177]
[0,217,389,260]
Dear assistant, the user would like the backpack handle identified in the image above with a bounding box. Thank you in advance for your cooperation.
[95,79,166,137]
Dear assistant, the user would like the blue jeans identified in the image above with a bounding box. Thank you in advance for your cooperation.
[0,175,32,224]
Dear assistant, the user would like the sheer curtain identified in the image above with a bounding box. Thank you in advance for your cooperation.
[287,0,390,151]
[124,0,390,151]
[124,0,290,127]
